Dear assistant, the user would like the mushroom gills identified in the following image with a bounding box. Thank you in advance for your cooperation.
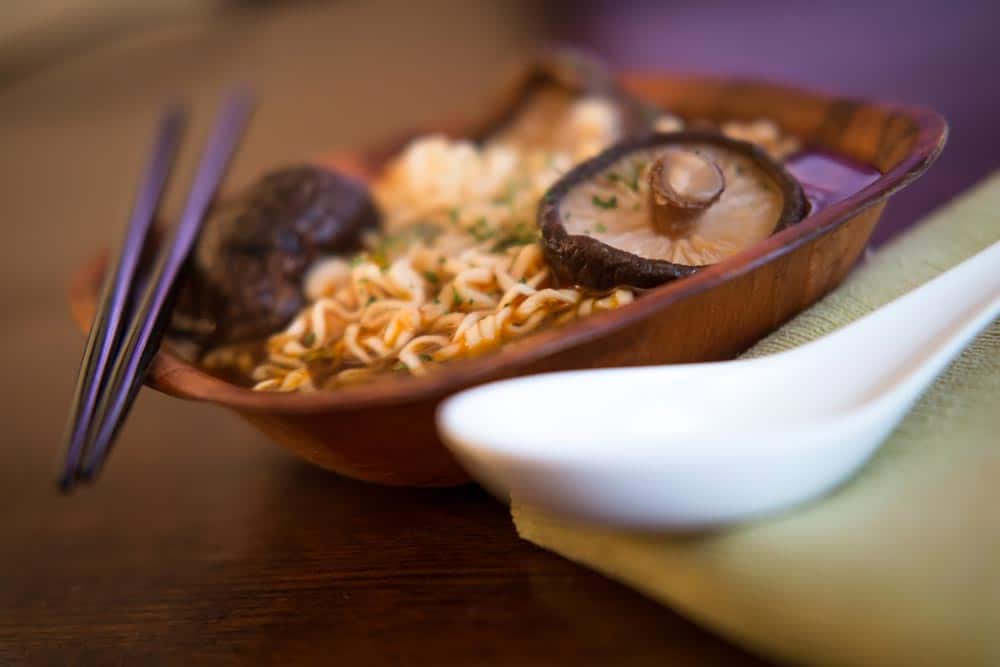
[562,145,784,265]
[539,131,808,289]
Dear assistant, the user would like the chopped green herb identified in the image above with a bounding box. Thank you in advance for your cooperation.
[451,290,463,309]
[419,353,433,362]
[392,362,407,372]
[490,222,540,252]
[302,332,316,347]
[469,217,496,242]
[366,295,376,305]
[411,221,442,242]
[594,223,607,233]
[303,348,336,362]
[438,256,447,265]
[423,270,440,284]
[349,255,365,267]
[592,194,618,209]
[624,160,645,192]
[493,182,519,206]
[370,221,442,267]
[449,207,460,224]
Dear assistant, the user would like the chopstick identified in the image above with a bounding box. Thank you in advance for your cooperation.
[59,91,253,491]
[58,108,185,491]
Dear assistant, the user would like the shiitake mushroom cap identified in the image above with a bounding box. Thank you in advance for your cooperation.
[173,165,380,345]
[538,131,809,290]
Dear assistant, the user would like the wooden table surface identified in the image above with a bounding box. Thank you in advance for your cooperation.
[0,3,767,664]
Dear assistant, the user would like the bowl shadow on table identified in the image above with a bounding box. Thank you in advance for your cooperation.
[213,457,768,664]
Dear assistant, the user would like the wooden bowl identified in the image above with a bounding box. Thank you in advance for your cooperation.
[69,73,946,486]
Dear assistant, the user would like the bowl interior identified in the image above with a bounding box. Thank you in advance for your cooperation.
[68,74,946,416]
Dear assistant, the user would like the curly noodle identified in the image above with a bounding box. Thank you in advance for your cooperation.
[203,97,643,391]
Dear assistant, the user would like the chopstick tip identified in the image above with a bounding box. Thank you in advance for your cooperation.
[76,460,101,484]
[56,472,77,494]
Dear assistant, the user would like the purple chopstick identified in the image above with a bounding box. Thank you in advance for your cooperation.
[58,108,185,491]
[73,90,253,485]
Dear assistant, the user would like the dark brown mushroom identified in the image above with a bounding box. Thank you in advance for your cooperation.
[538,131,808,290]
[172,165,379,345]
[471,48,659,149]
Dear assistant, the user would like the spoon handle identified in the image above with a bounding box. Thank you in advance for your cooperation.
[806,239,1000,406]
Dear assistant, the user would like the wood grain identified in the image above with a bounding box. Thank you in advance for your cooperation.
[69,75,946,486]
[1,437,769,666]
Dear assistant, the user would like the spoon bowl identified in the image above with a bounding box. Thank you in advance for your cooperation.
[438,240,1000,528]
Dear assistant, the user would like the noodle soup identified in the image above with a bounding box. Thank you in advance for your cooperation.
[193,96,878,393]
[203,98,638,390]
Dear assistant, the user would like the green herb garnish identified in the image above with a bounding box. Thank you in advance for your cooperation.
[490,221,540,252]
[493,182,519,206]
[594,223,607,233]
[423,270,440,284]
[419,353,433,362]
[451,290,463,309]
[592,195,618,209]
[366,295,376,305]
[303,348,336,362]
[624,160,645,192]
[370,222,443,267]
[468,217,496,241]
[392,362,407,372]
[302,332,316,347]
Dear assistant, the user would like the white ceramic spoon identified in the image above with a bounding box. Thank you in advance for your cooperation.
[437,240,1000,530]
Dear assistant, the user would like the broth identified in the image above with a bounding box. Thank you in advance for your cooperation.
[787,150,881,212]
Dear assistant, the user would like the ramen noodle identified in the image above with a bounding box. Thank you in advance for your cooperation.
[202,97,637,392]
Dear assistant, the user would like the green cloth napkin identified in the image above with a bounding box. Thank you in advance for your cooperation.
[513,173,1000,666]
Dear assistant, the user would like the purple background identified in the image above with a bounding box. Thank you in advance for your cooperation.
[544,0,1000,244]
